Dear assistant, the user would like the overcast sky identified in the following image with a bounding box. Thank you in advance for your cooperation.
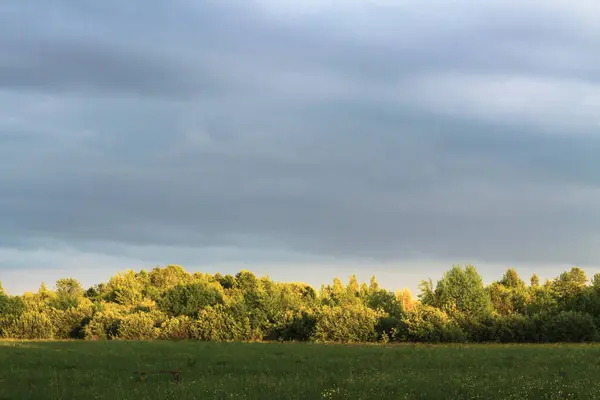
[2,0,600,294]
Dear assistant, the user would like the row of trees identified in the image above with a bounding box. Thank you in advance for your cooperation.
[1,264,600,343]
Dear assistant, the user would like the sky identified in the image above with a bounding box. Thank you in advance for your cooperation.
[2,0,600,295]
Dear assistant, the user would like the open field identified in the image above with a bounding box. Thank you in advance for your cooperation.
[1,341,600,400]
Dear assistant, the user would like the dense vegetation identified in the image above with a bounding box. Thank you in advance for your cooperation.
[3,341,600,399]
[2,264,600,343]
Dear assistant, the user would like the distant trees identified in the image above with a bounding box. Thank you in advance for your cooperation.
[2,264,600,343]
[158,281,224,317]
[420,265,492,318]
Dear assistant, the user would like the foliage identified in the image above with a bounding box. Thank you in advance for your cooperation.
[534,311,598,343]
[425,264,492,318]
[193,304,255,341]
[3,311,55,339]
[158,281,224,317]
[117,311,163,340]
[3,264,600,343]
[50,300,93,339]
[51,278,85,310]
[313,303,383,343]
[159,316,194,340]
[398,304,467,343]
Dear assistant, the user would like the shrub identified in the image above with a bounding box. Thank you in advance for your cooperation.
[193,304,254,341]
[313,304,383,343]
[159,316,194,340]
[398,304,467,343]
[0,295,26,338]
[376,316,402,342]
[158,282,224,317]
[534,311,597,342]
[273,309,317,341]
[117,311,165,340]
[84,311,123,340]
[4,311,55,339]
[483,313,536,343]
[50,303,94,339]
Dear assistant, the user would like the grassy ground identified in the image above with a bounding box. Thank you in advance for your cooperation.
[1,341,600,400]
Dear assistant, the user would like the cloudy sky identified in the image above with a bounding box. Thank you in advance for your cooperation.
[2,0,600,294]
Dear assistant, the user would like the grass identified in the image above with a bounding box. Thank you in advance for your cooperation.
[1,341,600,399]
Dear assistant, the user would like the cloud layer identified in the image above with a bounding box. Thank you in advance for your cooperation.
[2,0,600,291]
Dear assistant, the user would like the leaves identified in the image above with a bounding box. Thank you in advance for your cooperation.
[3,264,600,343]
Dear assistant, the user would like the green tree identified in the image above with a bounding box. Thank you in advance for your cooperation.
[149,265,192,292]
[4,311,55,339]
[105,270,144,306]
[591,273,600,292]
[530,274,540,288]
[500,268,526,289]
[52,278,85,310]
[430,265,492,318]
[553,267,588,304]
[418,278,436,305]
[158,282,224,317]
[313,303,383,343]
[397,304,466,343]
[488,269,530,315]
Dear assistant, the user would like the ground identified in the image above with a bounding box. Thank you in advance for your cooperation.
[1,341,599,399]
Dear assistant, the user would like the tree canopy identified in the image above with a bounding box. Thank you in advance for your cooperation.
[1,264,599,343]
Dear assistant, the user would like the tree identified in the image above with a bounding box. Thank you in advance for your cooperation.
[530,274,540,288]
[553,267,587,301]
[488,269,530,315]
[214,273,236,289]
[4,264,600,344]
[52,278,85,310]
[347,275,360,297]
[105,270,144,306]
[418,278,435,305]
[397,288,415,312]
[4,311,55,339]
[592,274,600,292]
[488,282,514,315]
[149,265,192,292]
[500,268,525,289]
[398,304,466,343]
[235,270,260,292]
[431,265,492,318]
[313,304,383,343]
[158,282,224,317]
[321,277,357,306]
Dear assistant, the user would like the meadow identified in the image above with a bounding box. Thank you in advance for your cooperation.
[1,341,600,400]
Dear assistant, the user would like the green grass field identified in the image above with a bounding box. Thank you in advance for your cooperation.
[1,341,600,400]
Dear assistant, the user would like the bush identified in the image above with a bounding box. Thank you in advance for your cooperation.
[159,316,194,340]
[398,304,467,343]
[4,311,55,339]
[194,304,255,341]
[117,312,164,340]
[273,309,317,341]
[0,295,26,338]
[483,313,536,343]
[158,282,224,317]
[376,316,402,342]
[84,311,123,340]
[50,304,93,339]
[534,311,597,342]
[313,304,383,343]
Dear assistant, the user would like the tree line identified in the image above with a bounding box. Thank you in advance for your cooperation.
[1,264,600,343]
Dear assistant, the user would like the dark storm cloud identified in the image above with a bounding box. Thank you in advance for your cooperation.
[1,0,600,272]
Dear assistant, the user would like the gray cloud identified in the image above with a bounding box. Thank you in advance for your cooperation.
[1,0,600,284]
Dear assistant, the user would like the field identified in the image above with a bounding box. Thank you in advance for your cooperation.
[1,341,600,400]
